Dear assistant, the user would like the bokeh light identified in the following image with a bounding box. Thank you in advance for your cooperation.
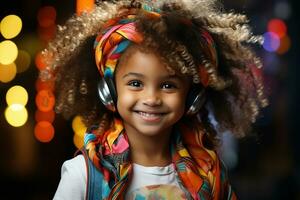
[267,18,287,38]
[35,109,55,123]
[35,90,55,112]
[263,52,280,75]
[76,0,95,15]
[0,63,17,83]
[274,1,291,20]
[34,121,55,143]
[15,50,31,73]
[72,115,87,133]
[6,85,28,106]
[18,33,43,56]
[35,78,55,91]
[37,24,56,42]
[73,134,84,149]
[263,32,280,52]
[277,35,291,55]
[35,51,48,70]
[0,15,22,39]
[37,6,56,28]
[0,40,18,65]
[5,104,28,127]
[75,126,87,138]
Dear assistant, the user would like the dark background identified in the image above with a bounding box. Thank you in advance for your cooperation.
[0,0,299,199]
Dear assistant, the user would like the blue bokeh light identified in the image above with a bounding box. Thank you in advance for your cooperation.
[263,32,280,52]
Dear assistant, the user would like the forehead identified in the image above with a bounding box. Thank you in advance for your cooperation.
[116,46,188,81]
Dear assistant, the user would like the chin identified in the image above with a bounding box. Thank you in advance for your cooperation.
[125,121,173,138]
[136,127,167,137]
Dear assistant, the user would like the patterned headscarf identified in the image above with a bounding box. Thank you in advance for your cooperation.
[94,14,143,78]
[93,9,218,87]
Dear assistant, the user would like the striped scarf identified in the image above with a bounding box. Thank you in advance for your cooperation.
[94,12,143,79]
[84,118,237,200]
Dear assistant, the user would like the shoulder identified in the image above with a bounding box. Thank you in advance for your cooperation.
[59,154,87,184]
[61,154,86,177]
[53,155,87,200]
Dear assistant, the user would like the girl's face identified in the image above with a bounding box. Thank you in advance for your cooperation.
[115,48,191,137]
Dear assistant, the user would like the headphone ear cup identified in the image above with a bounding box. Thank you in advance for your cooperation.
[185,87,206,116]
[97,77,117,112]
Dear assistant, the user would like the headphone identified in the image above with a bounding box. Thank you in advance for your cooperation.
[97,77,206,115]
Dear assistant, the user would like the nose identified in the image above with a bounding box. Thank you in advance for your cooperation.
[142,88,162,107]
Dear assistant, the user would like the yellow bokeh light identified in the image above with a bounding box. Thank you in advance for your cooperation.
[15,50,31,73]
[5,104,28,127]
[0,15,22,39]
[72,115,87,132]
[0,40,18,65]
[75,127,87,137]
[18,33,43,56]
[0,62,17,83]
[6,85,28,106]
[73,134,84,149]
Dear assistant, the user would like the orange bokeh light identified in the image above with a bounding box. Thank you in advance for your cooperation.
[76,0,95,15]
[35,51,47,70]
[35,89,55,112]
[277,35,291,54]
[34,121,55,142]
[37,24,56,42]
[0,62,17,83]
[35,78,55,91]
[37,6,57,28]
[35,109,55,123]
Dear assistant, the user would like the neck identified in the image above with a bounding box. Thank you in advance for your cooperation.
[124,125,173,167]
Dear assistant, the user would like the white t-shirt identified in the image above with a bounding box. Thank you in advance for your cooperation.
[53,155,86,200]
[126,162,186,199]
[53,155,186,200]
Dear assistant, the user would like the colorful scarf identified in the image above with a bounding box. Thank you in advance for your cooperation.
[94,12,143,78]
[84,118,237,199]
[93,9,217,87]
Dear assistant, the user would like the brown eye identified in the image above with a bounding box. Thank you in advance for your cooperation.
[128,80,142,87]
[161,82,177,89]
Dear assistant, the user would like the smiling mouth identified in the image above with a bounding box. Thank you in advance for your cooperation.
[134,111,165,122]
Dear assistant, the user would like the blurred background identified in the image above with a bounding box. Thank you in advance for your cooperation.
[0,0,299,199]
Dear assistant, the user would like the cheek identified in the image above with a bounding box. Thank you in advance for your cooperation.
[164,92,187,113]
[117,88,137,109]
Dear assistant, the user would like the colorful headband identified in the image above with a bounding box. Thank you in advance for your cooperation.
[94,9,218,87]
[94,14,143,78]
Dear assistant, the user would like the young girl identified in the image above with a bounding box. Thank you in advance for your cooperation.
[44,0,268,199]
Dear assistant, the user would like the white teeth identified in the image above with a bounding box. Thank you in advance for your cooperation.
[138,111,161,117]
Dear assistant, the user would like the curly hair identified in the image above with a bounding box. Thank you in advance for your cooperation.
[40,0,268,147]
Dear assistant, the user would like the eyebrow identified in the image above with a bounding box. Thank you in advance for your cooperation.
[122,72,144,79]
[122,72,184,81]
